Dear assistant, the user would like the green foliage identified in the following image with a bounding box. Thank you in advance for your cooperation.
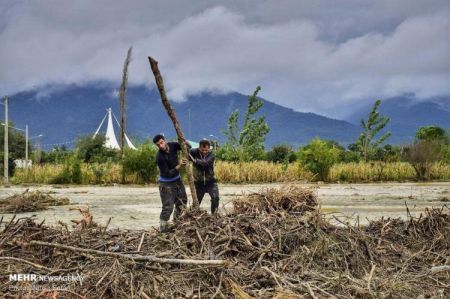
[0,121,31,160]
[266,144,297,163]
[75,135,119,163]
[90,163,108,184]
[340,150,361,163]
[51,155,83,184]
[443,145,450,164]
[221,86,270,161]
[415,126,448,143]
[122,143,158,183]
[0,156,16,177]
[298,138,341,181]
[355,100,391,161]
[372,144,401,162]
[40,146,72,164]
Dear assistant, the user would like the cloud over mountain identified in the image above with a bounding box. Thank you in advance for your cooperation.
[1,0,449,118]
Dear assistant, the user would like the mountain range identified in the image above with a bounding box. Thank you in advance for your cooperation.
[2,83,450,150]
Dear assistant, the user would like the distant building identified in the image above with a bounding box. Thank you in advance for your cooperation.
[93,108,136,150]
[14,159,32,169]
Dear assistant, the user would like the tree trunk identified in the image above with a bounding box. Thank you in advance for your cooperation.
[120,47,133,183]
[148,57,199,209]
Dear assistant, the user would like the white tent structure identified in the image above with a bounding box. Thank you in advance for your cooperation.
[93,108,137,150]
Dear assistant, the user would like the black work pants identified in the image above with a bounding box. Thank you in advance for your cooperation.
[159,180,187,221]
[195,182,220,214]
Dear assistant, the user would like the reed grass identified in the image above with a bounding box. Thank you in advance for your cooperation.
[11,161,450,184]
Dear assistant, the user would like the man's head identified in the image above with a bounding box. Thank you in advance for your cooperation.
[153,134,167,151]
[199,139,211,155]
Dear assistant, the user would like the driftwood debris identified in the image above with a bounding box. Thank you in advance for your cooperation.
[30,240,227,265]
[0,189,69,213]
[148,56,199,208]
[1,186,448,298]
[69,206,93,229]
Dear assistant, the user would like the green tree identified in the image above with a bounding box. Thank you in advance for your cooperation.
[221,86,270,161]
[41,146,72,164]
[355,100,391,161]
[75,135,119,163]
[266,144,297,164]
[415,126,448,142]
[298,138,341,181]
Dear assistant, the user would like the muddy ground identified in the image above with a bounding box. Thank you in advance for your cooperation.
[0,182,449,229]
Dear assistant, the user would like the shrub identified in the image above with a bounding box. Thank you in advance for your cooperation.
[122,144,158,183]
[403,140,442,180]
[50,156,83,184]
[266,144,297,164]
[76,135,119,163]
[298,138,341,181]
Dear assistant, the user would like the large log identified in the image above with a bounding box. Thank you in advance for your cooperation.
[30,240,227,266]
[148,57,199,208]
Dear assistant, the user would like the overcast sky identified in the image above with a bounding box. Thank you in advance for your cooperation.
[1,0,449,118]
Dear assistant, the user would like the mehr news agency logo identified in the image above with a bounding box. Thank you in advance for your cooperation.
[8,273,86,291]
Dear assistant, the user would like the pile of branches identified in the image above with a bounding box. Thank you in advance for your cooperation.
[0,189,69,213]
[0,186,448,298]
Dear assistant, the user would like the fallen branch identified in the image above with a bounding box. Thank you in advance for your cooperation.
[148,56,199,208]
[430,265,450,275]
[30,240,227,266]
[0,256,52,271]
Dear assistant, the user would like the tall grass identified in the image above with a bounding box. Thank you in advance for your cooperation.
[13,163,140,185]
[215,161,312,183]
[11,161,450,185]
[329,162,450,182]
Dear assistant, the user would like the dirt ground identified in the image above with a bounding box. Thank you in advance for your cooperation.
[0,182,449,230]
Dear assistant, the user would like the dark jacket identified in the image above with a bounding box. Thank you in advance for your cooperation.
[156,142,182,181]
[189,148,216,185]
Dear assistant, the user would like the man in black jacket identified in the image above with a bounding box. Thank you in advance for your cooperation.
[189,139,220,214]
[153,134,188,232]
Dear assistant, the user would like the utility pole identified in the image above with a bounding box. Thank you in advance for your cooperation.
[25,125,29,168]
[3,96,8,183]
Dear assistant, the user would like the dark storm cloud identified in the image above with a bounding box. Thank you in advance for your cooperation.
[0,0,449,117]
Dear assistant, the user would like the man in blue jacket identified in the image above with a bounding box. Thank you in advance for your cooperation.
[189,139,220,214]
[153,134,188,232]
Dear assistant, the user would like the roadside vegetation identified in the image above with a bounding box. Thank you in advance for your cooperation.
[4,93,450,185]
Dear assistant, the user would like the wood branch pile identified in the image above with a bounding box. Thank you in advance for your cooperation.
[0,186,448,298]
[0,189,69,213]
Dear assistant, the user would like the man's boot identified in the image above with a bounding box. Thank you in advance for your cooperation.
[159,220,169,233]
[211,198,219,214]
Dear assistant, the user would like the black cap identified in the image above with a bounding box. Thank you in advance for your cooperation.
[153,134,165,144]
[199,138,211,147]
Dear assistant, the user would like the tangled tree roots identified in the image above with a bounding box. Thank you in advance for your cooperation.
[0,185,449,298]
[0,189,69,213]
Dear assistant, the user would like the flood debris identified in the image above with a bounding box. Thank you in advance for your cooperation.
[0,189,69,213]
[0,186,448,298]
[69,206,94,229]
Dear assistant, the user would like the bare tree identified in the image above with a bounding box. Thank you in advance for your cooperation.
[404,140,442,180]
[119,46,133,156]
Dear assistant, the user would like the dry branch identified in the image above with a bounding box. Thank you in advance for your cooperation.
[1,186,448,298]
[29,240,227,266]
[148,56,199,208]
